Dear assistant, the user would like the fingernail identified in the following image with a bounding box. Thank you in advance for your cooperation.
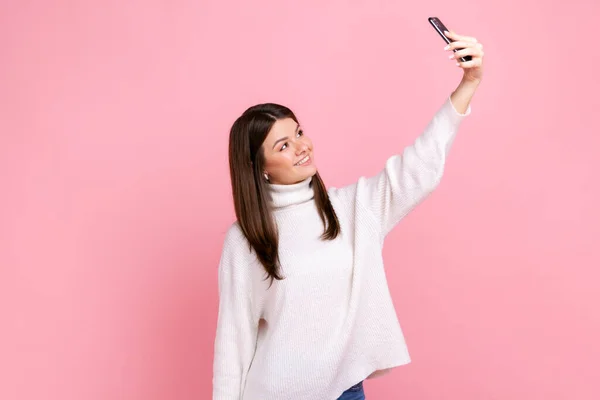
[444,45,450,50]
[448,54,454,59]
[456,62,461,66]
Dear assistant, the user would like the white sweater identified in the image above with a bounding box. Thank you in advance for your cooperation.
[212,96,471,400]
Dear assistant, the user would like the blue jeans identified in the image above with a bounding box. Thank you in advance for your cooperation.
[337,381,365,400]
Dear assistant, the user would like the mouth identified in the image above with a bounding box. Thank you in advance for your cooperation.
[294,154,312,167]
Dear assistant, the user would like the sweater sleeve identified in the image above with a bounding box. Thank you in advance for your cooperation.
[357,95,471,238]
[212,228,259,400]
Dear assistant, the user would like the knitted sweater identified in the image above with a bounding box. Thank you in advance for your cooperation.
[212,96,471,400]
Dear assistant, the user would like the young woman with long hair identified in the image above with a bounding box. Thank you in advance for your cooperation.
[212,29,484,400]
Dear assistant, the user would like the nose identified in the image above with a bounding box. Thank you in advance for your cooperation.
[295,141,308,155]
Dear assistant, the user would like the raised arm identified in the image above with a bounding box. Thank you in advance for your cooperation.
[357,94,472,238]
[337,29,484,239]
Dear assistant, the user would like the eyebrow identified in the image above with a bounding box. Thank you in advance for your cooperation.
[272,123,300,149]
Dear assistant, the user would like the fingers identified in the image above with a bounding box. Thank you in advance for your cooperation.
[441,31,484,70]
[445,37,484,65]
[450,46,484,60]
[444,40,482,52]
[456,57,483,69]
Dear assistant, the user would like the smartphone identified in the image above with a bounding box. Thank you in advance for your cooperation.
[428,17,471,62]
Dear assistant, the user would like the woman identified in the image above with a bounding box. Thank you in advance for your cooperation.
[212,30,484,400]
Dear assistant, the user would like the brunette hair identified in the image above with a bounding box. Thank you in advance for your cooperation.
[228,103,340,285]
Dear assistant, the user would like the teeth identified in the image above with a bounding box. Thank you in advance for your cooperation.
[296,156,309,166]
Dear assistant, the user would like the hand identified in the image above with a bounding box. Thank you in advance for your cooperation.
[444,31,484,84]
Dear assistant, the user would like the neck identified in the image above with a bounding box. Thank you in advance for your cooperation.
[268,175,315,209]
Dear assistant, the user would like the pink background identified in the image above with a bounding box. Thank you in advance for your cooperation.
[2,1,599,399]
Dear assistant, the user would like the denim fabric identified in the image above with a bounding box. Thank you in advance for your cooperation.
[336,381,365,400]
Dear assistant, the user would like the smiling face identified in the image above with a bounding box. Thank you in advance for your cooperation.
[260,117,316,185]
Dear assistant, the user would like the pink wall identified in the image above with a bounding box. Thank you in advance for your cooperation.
[2,1,599,399]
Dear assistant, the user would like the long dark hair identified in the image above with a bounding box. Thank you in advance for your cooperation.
[228,102,340,285]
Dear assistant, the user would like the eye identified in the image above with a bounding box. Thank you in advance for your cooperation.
[279,130,303,151]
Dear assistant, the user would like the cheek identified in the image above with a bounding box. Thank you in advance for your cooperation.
[265,153,295,170]
[305,137,314,149]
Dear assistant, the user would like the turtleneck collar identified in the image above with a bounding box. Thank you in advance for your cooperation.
[268,175,315,209]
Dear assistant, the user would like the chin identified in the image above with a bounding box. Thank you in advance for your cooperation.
[301,166,317,179]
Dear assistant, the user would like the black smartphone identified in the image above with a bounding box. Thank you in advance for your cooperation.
[428,17,471,62]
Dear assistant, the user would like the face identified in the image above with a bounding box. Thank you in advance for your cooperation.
[261,117,316,185]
